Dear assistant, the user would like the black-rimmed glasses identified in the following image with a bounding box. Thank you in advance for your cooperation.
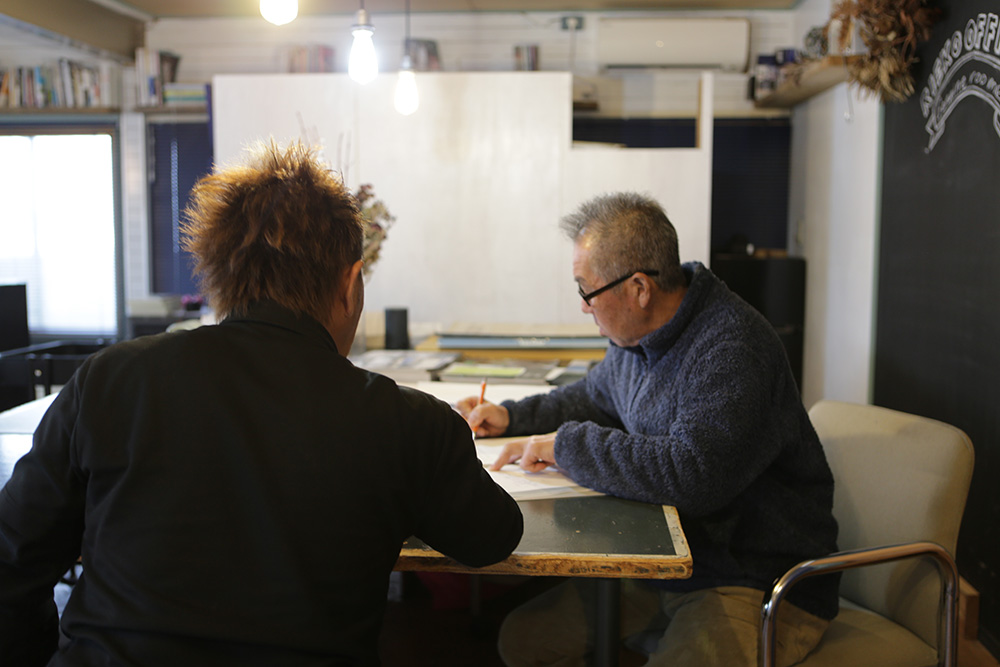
[578,270,660,306]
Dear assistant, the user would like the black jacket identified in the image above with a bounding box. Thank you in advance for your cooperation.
[0,302,522,666]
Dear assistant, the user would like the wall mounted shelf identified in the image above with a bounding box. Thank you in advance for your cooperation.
[754,55,860,109]
[0,107,119,115]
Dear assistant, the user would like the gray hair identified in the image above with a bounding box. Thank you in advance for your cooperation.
[559,192,685,292]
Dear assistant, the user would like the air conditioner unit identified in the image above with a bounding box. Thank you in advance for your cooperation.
[597,18,751,73]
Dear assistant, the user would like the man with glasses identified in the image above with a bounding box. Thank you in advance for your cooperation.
[460,192,838,666]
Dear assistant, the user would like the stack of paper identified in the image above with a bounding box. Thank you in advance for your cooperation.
[350,350,460,383]
[474,437,602,501]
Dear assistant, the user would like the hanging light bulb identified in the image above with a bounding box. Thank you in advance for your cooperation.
[394,0,418,115]
[259,0,297,26]
[395,56,419,115]
[349,7,378,84]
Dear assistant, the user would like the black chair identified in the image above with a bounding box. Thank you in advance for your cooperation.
[0,284,32,411]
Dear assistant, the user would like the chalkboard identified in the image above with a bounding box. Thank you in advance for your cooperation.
[874,0,1000,654]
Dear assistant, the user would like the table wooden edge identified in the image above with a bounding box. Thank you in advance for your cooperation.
[395,505,693,580]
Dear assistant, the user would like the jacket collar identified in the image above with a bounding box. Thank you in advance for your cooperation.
[619,261,714,361]
[222,301,340,354]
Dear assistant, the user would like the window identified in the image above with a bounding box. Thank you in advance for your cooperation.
[0,126,121,338]
[148,120,213,296]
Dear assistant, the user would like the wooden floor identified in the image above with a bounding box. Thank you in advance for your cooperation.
[963,639,1000,667]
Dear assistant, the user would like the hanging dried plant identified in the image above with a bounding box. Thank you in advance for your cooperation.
[354,183,396,279]
[829,0,941,102]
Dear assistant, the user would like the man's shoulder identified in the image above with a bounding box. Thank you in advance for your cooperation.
[353,373,465,426]
[693,274,779,338]
[77,331,178,376]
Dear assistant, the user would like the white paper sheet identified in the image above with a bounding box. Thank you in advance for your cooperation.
[475,437,602,501]
[403,381,554,406]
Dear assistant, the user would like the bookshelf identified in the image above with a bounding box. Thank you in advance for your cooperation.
[754,56,859,109]
[0,107,118,115]
[0,59,119,112]
[137,105,208,116]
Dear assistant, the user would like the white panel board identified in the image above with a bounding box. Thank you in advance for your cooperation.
[560,148,712,323]
[211,72,713,330]
[354,73,569,327]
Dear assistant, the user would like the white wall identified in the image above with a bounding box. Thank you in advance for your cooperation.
[789,0,881,407]
[213,72,713,329]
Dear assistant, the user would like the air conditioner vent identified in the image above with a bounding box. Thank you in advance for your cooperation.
[598,18,751,73]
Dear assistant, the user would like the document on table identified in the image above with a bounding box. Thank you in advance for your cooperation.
[474,437,602,501]
[403,381,555,406]
[401,382,599,499]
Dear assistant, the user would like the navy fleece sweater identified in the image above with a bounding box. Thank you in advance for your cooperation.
[503,262,839,619]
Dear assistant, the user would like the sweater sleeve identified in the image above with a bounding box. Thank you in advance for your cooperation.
[0,377,87,666]
[502,366,622,437]
[553,340,789,516]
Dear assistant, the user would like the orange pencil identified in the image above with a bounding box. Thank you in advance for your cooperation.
[477,378,487,406]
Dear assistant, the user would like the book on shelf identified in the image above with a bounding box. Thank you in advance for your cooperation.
[287,45,335,73]
[404,39,441,71]
[0,59,115,110]
[162,82,209,107]
[349,350,460,383]
[135,48,182,107]
[438,359,560,385]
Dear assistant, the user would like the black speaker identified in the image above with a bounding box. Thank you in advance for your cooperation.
[711,256,805,392]
[384,308,410,350]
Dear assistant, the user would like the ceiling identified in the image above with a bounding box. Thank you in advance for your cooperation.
[2,0,796,62]
[102,0,798,19]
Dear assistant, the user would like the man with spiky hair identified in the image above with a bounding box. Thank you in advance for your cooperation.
[0,141,522,667]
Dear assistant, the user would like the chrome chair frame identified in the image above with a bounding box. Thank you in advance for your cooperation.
[758,541,958,667]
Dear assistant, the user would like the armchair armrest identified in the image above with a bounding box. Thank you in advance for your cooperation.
[758,541,958,667]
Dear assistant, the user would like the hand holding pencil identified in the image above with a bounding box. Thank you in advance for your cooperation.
[456,379,510,439]
[478,378,488,408]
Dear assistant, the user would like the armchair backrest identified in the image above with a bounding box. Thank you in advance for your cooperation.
[808,400,974,649]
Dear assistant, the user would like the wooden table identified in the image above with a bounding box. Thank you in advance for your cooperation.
[397,495,691,666]
[1,398,693,667]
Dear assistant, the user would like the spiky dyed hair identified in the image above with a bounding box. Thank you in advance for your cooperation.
[181,140,363,323]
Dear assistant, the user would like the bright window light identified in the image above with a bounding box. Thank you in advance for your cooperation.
[0,134,118,336]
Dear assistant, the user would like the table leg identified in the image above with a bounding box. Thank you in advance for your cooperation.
[469,573,482,617]
[594,578,621,667]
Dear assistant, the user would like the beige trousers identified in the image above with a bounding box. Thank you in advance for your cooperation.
[497,580,829,667]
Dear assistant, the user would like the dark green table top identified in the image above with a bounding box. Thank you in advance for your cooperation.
[398,495,691,580]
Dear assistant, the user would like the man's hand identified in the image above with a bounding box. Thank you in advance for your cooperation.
[489,433,557,473]
[456,397,510,438]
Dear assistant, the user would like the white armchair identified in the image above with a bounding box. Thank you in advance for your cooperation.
[759,400,975,667]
